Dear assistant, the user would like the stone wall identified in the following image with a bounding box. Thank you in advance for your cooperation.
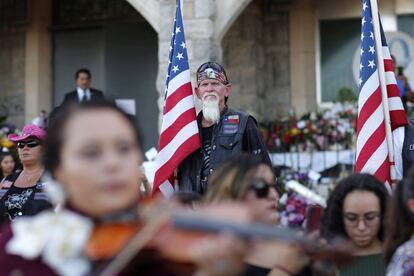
[222,0,290,121]
[0,30,25,126]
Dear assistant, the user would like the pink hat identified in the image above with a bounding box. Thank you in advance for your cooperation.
[8,124,47,142]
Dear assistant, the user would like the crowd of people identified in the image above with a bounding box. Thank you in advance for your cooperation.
[0,62,414,276]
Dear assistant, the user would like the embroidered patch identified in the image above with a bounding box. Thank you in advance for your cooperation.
[224,115,239,124]
[1,180,13,188]
[223,115,239,134]
[223,124,238,134]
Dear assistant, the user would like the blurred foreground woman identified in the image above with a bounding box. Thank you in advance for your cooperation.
[0,101,250,276]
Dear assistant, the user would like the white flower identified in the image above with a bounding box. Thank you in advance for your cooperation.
[6,210,93,276]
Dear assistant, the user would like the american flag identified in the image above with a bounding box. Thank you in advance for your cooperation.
[152,0,200,196]
[355,0,407,183]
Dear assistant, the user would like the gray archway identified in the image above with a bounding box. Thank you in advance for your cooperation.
[125,0,160,33]
[215,0,252,42]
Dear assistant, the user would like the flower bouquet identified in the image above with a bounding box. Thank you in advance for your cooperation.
[260,102,357,153]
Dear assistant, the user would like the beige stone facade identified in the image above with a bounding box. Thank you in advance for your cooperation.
[1,0,413,128]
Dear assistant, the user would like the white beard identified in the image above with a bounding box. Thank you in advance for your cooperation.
[202,95,220,124]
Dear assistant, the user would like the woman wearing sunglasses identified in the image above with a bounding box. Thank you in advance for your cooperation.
[205,154,310,276]
[0,124,52,225]
[205,154,279,224]
[321,173,389,276]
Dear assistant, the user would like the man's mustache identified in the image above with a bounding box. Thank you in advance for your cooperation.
[202,93,219,101]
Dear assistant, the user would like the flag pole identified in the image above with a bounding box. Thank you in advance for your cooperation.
[369,0,396,182]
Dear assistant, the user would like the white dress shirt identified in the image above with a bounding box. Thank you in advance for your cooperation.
[76,88,91,102]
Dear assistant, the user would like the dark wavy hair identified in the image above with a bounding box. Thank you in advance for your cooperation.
[321,173,389,242]
[44,101,141,177]
[0,152,15,179]
[384,168,414,263]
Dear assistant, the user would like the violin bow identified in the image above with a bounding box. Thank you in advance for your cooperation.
[171,212,305,242]
[92,206,351,275]
[170,213,352,267]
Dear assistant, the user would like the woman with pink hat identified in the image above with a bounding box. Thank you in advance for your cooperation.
[0,124,52,224]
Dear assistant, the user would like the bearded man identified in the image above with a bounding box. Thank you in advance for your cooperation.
[177,62,272,195]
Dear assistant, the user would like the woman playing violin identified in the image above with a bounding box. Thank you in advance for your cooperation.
[0,101,251,276]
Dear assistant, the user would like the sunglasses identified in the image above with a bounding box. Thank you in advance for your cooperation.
[17,140,41,149]
[249,180,278,199]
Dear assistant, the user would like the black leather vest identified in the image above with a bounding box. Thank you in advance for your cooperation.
[178,107,249,194]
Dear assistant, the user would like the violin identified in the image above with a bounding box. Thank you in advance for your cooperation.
[84,200,353,276]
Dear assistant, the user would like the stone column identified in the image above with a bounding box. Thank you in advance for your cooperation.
[290,0,317,116]
[24,0,52,123]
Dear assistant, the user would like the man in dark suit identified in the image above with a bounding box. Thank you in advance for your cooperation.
[61,68,104,105]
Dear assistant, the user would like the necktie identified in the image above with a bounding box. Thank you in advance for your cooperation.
[81,91,88,103]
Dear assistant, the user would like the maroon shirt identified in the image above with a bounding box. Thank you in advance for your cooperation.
[0,224,57,275]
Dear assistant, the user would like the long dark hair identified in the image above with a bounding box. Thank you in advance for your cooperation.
[0,152,15,179]
[44,101,141,177]
[321,173,389,242]
[384,169,414,263]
